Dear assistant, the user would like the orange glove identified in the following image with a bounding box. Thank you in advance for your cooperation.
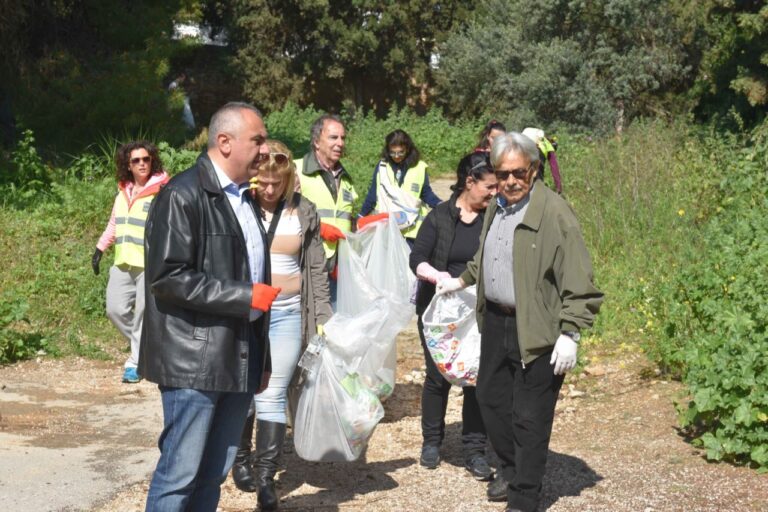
[357,213,389,230]
[320,222,346,242]
[251,283,281,312]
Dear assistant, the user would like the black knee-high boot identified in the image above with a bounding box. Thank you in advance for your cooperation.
[254,420,286,511]
[232,410,257,492]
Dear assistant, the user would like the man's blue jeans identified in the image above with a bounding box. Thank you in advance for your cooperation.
[145,387,253,512]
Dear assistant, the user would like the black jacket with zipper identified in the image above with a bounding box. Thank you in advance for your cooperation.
[138,153,271,393]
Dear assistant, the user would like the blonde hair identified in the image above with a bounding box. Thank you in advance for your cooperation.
[251,139,296,205]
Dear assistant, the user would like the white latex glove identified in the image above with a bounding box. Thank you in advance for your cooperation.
[416,262,452,284]
[436,277,464,295]
[550,334,578,375]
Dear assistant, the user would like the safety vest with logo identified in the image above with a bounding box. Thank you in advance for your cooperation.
[297,159,357,258]
[113,179,166,268]
[375,161,429,239]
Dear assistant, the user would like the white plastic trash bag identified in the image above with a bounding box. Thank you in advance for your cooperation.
[292,216,414,461]
[293,334,384,462]
[421,285,481,387]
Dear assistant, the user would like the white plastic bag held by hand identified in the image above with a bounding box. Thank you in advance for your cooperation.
[421,286,481,387]
[550,334,578,375]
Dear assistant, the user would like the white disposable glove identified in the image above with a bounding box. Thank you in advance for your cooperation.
[416,262,452,284]
[436,277,464,295]
[550,334,578,375]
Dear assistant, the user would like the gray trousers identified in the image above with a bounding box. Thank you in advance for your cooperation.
[105,265,145,369]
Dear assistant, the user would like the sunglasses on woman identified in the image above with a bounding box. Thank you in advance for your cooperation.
[130,156,151,165]
[256,152,289,165]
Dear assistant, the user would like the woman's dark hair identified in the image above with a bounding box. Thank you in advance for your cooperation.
[475,119,507,150]
[380,129,420,169]
[451,152,493,193]
[115,141,163,183]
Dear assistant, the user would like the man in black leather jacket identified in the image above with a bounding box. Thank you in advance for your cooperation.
[140,102,281,511]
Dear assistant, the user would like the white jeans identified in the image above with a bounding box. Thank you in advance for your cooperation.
[105,265,145,369]
[254,306,302,423]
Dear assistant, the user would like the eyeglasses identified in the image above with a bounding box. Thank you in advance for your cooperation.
[494,167,530,181]
[256,152,289,165]
[389,150,407,158]
[130,156,151,165]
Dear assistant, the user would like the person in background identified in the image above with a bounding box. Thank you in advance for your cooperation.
[437,132,603,512]
[359,129,441,246]
[232,140,332,512]
[474,120,507,153]
[409,152,498,480]
[91,141,169,384]
[139,102,281,511]
[295,114,356,306]
[521,127,562,194]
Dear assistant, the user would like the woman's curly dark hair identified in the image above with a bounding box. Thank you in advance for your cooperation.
[115,141,163,183]
[380,129,420,169]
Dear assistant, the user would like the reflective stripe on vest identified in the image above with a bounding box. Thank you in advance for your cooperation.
[114,192,154,268]
[297,158,357,258]
[375,161,430,239]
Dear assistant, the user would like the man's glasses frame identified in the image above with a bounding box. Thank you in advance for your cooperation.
[130,156,151,165]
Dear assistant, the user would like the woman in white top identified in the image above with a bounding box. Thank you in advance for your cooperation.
[232,140,332,512]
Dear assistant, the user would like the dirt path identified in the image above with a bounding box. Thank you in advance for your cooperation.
[1,324,765,512]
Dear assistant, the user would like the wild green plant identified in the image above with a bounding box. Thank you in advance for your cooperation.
[655,125,768,470]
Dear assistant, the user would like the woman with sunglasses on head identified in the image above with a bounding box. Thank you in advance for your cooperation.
[408,151,498,480]
[232,140,332,512]
[92,141,169,383]
[359,129,441,246]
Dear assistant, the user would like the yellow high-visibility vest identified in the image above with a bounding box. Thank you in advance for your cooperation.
[113,179,166,268]
[297,159,357,258]
[375,160,429,239]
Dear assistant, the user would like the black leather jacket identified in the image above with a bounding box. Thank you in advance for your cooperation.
[138,153,271,392]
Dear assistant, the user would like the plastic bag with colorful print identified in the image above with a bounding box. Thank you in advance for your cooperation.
[421,285,481,387]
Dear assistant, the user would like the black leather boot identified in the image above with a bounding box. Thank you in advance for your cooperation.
[254,420,286,511]
[232,411,258,492]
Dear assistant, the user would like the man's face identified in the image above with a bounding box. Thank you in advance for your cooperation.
[495,151,536,205]
[227,109,268,183]
[314,120,346,166]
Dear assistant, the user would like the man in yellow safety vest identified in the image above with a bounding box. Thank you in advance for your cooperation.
[295,114,357,305]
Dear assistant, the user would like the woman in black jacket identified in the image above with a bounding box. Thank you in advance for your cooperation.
[408,152,498,480]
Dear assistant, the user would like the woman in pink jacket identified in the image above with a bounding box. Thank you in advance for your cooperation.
[92,141,169,383]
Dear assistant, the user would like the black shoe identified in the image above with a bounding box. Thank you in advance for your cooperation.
[419,444,440,469]
[465,454,493,481]
[232,451,258,492]
[254,420,286,511]
[487,473,508,502]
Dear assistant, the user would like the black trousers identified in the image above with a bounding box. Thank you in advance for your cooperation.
[476,303,564,512]
[418,316,487,459]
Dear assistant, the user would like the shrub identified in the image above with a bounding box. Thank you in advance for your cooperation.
[657,125,768,469]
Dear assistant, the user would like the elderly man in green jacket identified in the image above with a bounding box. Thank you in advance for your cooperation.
[437,132,603,512]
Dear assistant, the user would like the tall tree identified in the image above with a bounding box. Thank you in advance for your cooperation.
[218,0,474,114]
[434,0,690,133]
[689,0,768,129]
[2,0,192,153]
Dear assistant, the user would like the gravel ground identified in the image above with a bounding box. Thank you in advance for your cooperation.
[2,324,765,512]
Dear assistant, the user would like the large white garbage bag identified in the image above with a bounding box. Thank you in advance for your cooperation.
[293,215,414,461]
[421,285,481,387]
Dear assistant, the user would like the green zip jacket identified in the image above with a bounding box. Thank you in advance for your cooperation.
[460,182,604,365]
